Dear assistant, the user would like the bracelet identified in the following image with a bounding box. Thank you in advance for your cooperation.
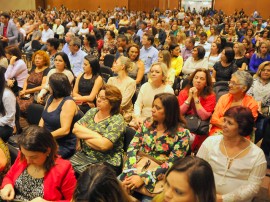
[184,100,190,105]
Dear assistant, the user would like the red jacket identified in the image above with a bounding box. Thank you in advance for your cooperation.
[1,152,77,202]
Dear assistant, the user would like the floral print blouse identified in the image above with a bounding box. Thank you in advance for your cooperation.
[119,118,190,192]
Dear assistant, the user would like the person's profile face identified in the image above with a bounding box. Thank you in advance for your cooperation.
[163,171,196,202]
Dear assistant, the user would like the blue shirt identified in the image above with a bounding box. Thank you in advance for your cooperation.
[249,53,270,73]
[139,46,159,73]
[68,49,87,77]
[62,43,70,55]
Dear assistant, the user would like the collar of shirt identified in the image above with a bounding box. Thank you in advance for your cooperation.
[143,46,152,51]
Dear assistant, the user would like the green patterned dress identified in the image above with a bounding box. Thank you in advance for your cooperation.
[119,118,190,192]
[70,108,125,173]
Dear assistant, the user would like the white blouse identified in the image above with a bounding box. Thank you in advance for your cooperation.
[197,135,266,202]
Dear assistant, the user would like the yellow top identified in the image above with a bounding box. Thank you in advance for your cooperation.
[171,56,183,76]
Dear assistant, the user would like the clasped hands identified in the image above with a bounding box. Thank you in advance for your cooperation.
[188,87,199,99]
[122,175,144,194]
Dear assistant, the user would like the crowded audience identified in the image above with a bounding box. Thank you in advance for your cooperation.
[0,5,269,202]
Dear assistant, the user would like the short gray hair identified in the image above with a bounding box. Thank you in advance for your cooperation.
[71,37,81,47]
[232,70,253,92]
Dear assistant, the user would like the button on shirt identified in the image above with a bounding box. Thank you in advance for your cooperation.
[139,46,159,73]
[68,49,87,77]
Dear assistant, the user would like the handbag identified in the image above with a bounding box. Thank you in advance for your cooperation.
[133,152,165,197]
[185,114,210,135]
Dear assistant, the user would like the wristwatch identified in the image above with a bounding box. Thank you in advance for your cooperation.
[195,99,200,104]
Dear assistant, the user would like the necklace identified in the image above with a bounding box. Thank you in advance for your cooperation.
[217,138,251,186]
[222,138,250,169]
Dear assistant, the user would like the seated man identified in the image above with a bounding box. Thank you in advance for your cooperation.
[68,36,87,77]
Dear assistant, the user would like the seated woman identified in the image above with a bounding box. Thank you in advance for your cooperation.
[127,44,145,87]
[108,56,136,123]
[249,41,270,74]
[37,52,74,104]
[242,37,255,66]
[210,70,258,135]
[81,34,99,59]
[0,66,16,142]
[4,45,28,95]
[168,43,183,77]
[182,45,208,76]
[158,50,175,86]
[0,138,10,184]
[212,47,238,82]
[70,85,125,175]
[247,61,270,142]
[152,156,216,202]
[208,42,221,71]
[0,125,77,202]
[131,62,174,128]
[198,106,267,202]
[233,42,248,71]
[39,73,79,159]
[178,68,216,152]
[17,50,50,114]
[72,164,131,202]
[120,93,190,199]
[225,27,238,43]
[73,55,103,114]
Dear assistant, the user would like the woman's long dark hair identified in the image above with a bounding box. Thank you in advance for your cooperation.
[54,52,72,72]
[73,164,130,202]
[0,66,6,115]
[152,93,186,134]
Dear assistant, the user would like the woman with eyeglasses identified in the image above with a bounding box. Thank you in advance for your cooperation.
[247,61,270,143]
[210,70,258,135]
[70,85,125,176]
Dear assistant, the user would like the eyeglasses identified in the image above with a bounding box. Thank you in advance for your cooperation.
[228,81,243,86]
[96,95,108,102]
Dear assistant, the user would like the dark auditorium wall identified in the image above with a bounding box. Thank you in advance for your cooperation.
[214,0,270,19]
[45,0,128,11]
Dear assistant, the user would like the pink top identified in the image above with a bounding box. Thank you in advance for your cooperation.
[5,59,28,88]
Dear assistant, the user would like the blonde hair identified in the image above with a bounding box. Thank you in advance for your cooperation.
[159,50,171,69]
[255,61,270,79]
[148,62,168,84]
[234,42,246,57]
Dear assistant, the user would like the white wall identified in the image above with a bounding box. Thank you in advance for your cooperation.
[0,0,35,11]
